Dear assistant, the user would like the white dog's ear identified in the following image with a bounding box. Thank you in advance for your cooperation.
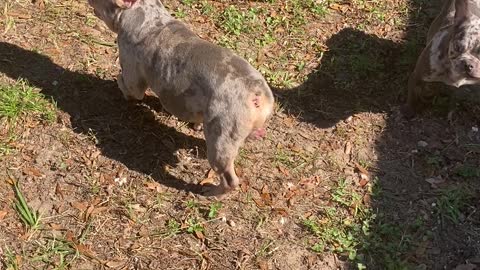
[115,0,136,9]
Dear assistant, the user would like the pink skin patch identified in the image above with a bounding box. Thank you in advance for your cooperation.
[248,127,266,140]
[253,96,260,108]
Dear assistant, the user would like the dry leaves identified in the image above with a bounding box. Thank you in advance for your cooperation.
[0,210,7,220]
[199,169,216,186]
[22,167,43,177]
[354,162,370,186]
[71,199,108,221]
[144,181,162,192]
[105,260,126,268]
[425,176,446,188]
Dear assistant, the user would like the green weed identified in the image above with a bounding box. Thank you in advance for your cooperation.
[12,180,41,231]
[0,79,55,123]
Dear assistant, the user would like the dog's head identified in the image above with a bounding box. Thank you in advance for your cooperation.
[88,0,137,32]
[448,0,480,83]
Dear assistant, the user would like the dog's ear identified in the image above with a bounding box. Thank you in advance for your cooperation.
[115,0,136,9]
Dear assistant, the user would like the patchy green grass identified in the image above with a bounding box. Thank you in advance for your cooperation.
[0,79,55,123]
[31,237,81,269]
[3,247,21,270]
[302,178,370,264]
[301,177,421,269]
[435,186,474,224]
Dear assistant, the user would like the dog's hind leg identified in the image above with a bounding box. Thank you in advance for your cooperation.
[201,116,249,197]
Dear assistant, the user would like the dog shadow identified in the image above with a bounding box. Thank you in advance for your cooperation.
[0,41,206,194]
[273,27,408,129]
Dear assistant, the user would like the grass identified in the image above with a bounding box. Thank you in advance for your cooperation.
[435,186,473,224]
[31,237,80,269]
[302,178,369,263]
[301,177,420,269]
[0,79,55,123]
[11,179,41,232]
[207,202,222,219]
[3,247,20,270]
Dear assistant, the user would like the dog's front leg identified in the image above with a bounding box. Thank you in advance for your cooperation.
[117,50,148,101]
[402,71,426,118]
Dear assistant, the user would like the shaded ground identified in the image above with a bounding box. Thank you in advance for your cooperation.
[0,0,479,269]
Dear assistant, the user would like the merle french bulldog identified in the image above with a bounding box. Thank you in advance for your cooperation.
[403,0,480,118]
[87,0,275,197]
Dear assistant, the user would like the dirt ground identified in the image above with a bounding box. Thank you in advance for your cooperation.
[0,0,479,269]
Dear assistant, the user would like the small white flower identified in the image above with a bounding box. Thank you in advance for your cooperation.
[114,177,127,186]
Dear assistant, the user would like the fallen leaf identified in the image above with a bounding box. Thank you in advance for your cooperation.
[425,176,445,188]
[329,3,349,12]
[287,198,294,207]
[253,198,265,208]
[14,255,22,268]
[85,205,95,221]
[283,117,295,128]
[261,184,269,194]
[194,230,205,240]
[91,206,109,215]
[354,162,369,175]
[284,189,298,200]
[145,181,162,192]
[359,178,368,187]
[76,243,95,258]
[105,260,126,268]
[290,144,302,153]
[363,194,371,206]
[48,223,63,230]
[130,204,146,213]
[277,165,290,176]
[90,150,101,160]
[32,0,45,9]
[453,264,477,270]
[344,141,352,155]
[206,169,216,179]
[261,192,273,206]
[91,197,102,206]
[199,177,215,186]
[65,231,76,243]
[22,167,43,177]
[272,208,288,217]
[71,201,88,211]
[7,12,31,19]
[258,259,269,270]
[235,167,244,178]
[55,183,64,199]
[240,179,250,193]
[0,210,7,220]
[5,178,15,185]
